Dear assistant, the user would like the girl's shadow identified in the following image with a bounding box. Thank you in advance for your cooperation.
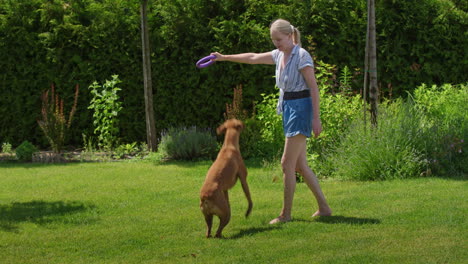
[310,215,381,225]
[219,215,380,239]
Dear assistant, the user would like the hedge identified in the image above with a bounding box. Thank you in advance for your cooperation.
[0,0,466,148]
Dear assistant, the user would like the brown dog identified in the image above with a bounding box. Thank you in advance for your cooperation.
[200,119,253,238]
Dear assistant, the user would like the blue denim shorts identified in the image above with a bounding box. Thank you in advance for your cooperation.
[282,97,313,138]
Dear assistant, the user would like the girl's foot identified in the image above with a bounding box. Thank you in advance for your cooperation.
[312,209,332,217]
[269,216,291,224]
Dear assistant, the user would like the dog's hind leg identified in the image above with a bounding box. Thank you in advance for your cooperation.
[204,213,214,238]
[214,191,231,238]
[201,199,215,238]
[224,190,230,210]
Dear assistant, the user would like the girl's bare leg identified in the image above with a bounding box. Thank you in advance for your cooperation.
[295,138,332,217]
[269,135,304,224]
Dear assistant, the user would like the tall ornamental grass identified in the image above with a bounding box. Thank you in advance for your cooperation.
[325,83,467,180]
[326,100,427,180]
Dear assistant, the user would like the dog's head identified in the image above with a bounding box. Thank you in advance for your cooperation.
[216,119,244,135]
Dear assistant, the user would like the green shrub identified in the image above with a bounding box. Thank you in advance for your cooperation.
[306,86,362,176]
[113,142,139,159]
[15,141,38,162]
[2,142,13,154]
[253,92,284,160]
[412,83,468,175]
[413,83,467,129]
[88,75,123,151]
[143,151,167,164]
[238,118,263,160]
[308,60,362,164]
[157,127,218,161]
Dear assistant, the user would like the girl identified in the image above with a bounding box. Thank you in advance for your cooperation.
[211,19,332,224]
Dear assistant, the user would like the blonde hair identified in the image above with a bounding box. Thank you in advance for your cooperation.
[270,19,301,46]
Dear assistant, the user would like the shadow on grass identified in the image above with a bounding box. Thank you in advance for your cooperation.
[310,215,381,225]
[150,158,267,169]
[0,200,97,232]
[228,225,282,239]
[0,161,84,169]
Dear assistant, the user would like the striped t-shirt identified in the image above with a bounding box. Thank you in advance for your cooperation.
[271,45,314,113]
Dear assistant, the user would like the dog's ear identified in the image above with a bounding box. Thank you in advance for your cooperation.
[236,121,244,131]
[217,123,227,135]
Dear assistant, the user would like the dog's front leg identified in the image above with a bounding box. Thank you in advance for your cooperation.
[238,163,253,217]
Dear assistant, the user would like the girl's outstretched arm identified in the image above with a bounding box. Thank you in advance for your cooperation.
[211,52,274,65]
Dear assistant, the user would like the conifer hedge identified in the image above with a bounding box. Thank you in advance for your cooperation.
[0,0,466,147]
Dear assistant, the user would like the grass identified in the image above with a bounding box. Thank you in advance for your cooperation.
[0,160,466,264]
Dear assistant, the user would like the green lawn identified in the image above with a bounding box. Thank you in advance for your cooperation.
[0,161,466,264]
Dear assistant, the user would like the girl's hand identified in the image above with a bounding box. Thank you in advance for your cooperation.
[312,118,322,138]
[210,52,224,61]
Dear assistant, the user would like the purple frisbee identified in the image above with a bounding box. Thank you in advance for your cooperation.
[196,55,216,68]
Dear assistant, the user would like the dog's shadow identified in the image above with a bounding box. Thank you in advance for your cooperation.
[228,225,281,239]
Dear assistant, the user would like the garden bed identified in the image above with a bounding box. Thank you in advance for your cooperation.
[0,153,15,161]
[2,151,143,163]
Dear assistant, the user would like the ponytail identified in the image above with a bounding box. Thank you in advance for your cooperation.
[290,25,301,46]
